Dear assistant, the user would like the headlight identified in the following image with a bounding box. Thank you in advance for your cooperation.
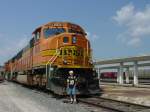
[63,59,67,64]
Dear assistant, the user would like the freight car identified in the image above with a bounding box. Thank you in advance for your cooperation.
[4,22,100,95]
[100,72,117,79]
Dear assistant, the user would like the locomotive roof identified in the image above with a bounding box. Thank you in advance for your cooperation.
[32,21,85,34]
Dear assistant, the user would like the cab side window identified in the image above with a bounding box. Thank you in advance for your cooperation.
[33,32,40,42]
[36,32,40,40]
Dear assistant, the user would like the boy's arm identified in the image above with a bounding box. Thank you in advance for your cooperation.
[74,77,78,87]
[67,78,69,88]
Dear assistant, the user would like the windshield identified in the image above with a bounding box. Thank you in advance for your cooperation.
[68,29,84,35]
[44,28,66,38]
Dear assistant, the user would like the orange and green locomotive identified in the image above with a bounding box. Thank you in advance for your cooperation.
[4,22,100,95]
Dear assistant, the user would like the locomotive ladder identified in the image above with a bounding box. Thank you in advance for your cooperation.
[45,48,60,88]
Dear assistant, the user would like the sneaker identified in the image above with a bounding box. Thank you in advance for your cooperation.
[70,98,73,104]
[73,99,77,104]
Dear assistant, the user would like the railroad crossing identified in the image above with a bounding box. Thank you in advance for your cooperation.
[94,55,150,86]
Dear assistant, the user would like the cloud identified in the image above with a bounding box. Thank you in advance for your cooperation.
[113,3,150,47]
[18,35,30,48]
[0,33,30,65]
[127,38,140,47]
[113,4,134,25]
[86,32,99,42]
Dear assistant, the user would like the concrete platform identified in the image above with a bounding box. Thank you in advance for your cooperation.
[0,81,89,112]
[100,83,150,106]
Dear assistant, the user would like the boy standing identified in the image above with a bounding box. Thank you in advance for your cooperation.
[67,70,77,104]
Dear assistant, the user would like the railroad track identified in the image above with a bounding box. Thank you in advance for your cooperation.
[78,97,150,112]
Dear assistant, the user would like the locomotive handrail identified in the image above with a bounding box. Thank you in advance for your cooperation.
[45,48,61,88]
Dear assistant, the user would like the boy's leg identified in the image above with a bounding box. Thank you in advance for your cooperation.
[72,87,77,103]
[70,95,73,103]
[73,95,77,103]
[70,89,73,103]
[68,87,72,103]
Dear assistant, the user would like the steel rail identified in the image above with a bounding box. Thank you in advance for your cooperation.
[78,97,150,112]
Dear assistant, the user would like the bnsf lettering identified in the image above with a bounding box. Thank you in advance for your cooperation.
[59,49,83,56]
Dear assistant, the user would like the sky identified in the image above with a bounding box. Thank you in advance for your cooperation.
[0,0,150,65]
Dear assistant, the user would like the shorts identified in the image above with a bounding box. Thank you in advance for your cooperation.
[67,87,76,95]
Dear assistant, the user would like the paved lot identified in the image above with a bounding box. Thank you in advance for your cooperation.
[100,84,150,106]
[0,81,90,112]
